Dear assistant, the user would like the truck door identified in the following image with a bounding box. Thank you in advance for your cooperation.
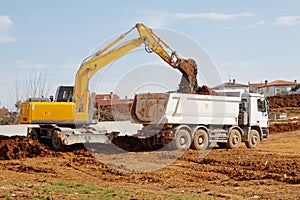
[256,98,268,128]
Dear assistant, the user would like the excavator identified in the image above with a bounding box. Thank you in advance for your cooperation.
[19,23,200,150]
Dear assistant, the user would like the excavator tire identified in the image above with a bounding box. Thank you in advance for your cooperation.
[52,130,64,150]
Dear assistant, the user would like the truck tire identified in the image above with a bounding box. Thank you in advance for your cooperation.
[226,129,241,149]
[52,130,64,150]
[191,129,209,150]
[245,129,260,149]
[171,129,191,150]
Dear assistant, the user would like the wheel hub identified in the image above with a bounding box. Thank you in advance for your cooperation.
[251,136,258,144]
[232,135,238,145]
[180,137,186,145]
[198,137,203,144]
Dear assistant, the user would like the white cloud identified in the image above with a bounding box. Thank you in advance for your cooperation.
[0,15,15,43]
[244,20,268,29]
[175,12,252,20]
[140,10,172,28]
[140,11,253,28]
[274,16,300,26]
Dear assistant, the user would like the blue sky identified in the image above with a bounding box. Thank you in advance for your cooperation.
[0,0,300,109]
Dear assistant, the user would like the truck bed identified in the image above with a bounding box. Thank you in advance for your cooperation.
[131,92,241,126]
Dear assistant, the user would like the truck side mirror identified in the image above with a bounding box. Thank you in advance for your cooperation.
[49,95,54,102]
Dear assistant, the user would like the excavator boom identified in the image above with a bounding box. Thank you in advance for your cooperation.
[74,23,199,121]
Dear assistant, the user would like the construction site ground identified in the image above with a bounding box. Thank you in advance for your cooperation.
[0,94,299,200]
[0,130,299,200]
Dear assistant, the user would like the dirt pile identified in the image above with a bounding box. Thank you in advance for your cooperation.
[0,136,61,160]
[269,122,300,133]
[267,94,300,133]
[268,94,300,109]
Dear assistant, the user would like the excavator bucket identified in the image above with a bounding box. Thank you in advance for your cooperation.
[177,58,198,93]
[176,58,216,95]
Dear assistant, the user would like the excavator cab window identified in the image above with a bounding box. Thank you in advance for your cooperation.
[55,86,74,102]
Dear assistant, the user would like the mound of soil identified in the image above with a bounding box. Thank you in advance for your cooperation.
[267,94,300,133]
[0,136,61,160]
[112,135,145,152]
[269,122,300,133]
[268,94,300,109]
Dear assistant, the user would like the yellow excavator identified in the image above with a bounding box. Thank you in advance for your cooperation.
[19,23,199,149]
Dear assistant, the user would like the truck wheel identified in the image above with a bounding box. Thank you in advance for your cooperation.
[52,130,64,150]
[172,129,191,150]
[191,129,209,150]
[226,129,241,149]
[245,129,260,149]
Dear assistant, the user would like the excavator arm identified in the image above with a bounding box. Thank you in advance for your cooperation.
[74,23,199,121]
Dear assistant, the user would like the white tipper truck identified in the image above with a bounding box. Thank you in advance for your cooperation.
[130,90,269,150]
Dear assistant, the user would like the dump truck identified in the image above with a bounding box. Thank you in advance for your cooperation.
[131,90,269,150]
[19,23,199,150]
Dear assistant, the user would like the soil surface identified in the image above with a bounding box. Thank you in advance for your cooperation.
[0,94,299,199]
[0,131,299,200]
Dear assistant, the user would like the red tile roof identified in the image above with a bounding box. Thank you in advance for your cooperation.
[249,83,265,89]
[266,80,297,86]
[250,80,297,88]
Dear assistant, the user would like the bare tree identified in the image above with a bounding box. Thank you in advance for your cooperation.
[15,68,49,110]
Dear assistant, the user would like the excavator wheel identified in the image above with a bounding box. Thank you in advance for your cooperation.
[28,129,39,141]
[52,129,64,150]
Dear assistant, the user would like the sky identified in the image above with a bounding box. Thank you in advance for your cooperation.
[0,0,299,110]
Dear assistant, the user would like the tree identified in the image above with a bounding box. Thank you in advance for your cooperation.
[291,84,300,92]
[15,68,49,111]
[276,88,289,96]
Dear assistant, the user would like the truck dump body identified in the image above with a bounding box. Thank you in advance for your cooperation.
[131,92,241,126]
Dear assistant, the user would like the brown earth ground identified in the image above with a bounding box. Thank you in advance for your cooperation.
[0,130,299,200]
[0,94,299,199]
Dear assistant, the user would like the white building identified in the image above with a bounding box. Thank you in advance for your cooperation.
[212,79,249,92]
[249,80,298,96]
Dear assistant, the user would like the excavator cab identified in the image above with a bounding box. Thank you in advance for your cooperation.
[55,86,74,102]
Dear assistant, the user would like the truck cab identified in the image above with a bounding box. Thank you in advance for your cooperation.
[215,89,269,138]
[241,92,269,138]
